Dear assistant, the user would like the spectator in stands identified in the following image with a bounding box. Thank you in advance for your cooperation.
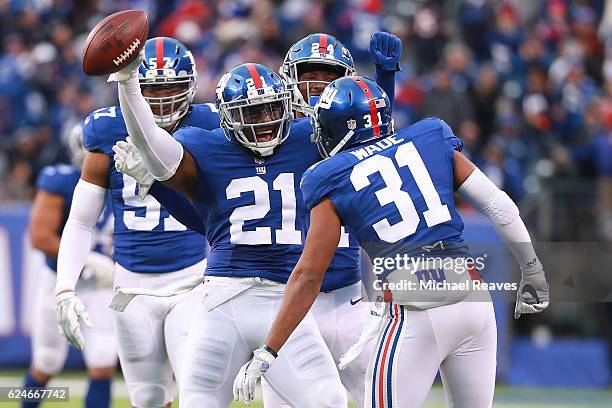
[570,99,612,242]
[421,64,475,133]
[469,63,501,150]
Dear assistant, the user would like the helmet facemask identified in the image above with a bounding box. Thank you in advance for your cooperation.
[140,69,197,128]
[281,60,354,116]
[220,90,292,157]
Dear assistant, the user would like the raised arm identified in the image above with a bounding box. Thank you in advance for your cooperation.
[110,55,198,200]
[369,31,402,109]
[454,150,549,319]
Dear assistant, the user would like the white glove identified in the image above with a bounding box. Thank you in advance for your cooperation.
[515,264,550,319]
[81,252,115,287]
[112,137,155,199]
[233,346,277,405]
[55,291,93,350]
[107,49,144,82]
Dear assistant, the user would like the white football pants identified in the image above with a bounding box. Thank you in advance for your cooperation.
[179,276,348,408]
[111,259,206,408]
[31,265,117,375]
[262,281,374,407]
[365,295,497,408]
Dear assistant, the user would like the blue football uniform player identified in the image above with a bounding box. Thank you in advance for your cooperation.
[114,32,403,407]
[25,123,116,408]
[113,56,353,407]
[55,37,218,408]
[247,76,550,408]
[263,31,402,408]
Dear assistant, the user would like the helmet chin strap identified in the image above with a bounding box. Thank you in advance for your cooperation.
[327,130,354,157]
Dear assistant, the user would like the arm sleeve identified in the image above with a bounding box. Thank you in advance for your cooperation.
[55,180,107,293]
[374,68,395,110]
[149,181,207,236]
[458,168,543,273]
[117,76,184,181]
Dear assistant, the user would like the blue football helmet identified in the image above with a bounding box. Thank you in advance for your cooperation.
[312,76,393,157]
[138,37,197,128]
[280,33,355,115]
[216,63,292,157]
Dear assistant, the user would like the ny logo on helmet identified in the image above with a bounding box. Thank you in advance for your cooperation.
[216,72,231,102]
[318,87,338,109]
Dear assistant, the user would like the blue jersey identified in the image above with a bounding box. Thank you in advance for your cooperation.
[301,118,467,266]
[36,164,113,271]
[82,103,220,274]
[172,118,360,290]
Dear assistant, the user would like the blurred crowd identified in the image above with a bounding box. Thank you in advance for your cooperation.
[0,0,611,241]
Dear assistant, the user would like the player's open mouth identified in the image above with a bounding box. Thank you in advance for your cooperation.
[256,129,275,142]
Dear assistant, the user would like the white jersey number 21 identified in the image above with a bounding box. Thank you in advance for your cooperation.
[226,173,349,246]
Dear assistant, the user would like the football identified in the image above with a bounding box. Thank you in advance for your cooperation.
[82,9,149,76]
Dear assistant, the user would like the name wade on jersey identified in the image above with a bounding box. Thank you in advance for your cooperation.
[349,135,404,160]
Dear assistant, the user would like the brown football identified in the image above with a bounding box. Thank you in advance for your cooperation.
[82,9,149,76]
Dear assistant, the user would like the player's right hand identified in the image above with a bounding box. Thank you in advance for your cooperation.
[113,137,155,199]
[107,49,144,82]
[515,268,549,319]
[55,291,93,350]
[233,346,277,405]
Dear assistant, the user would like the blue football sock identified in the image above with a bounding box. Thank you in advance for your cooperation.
[85,378,111,408]
[21,371,45,408]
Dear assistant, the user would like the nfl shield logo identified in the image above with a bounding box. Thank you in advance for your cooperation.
[347,119,357,130]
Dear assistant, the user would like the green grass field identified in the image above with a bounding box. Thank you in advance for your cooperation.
[1,370,611,407]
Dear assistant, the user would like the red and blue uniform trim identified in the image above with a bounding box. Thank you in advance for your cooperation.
[246,63,263,88]
[371,303,405,407]
[352,76,381,137]
[319,34,328,54]
[155,37,164,70]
